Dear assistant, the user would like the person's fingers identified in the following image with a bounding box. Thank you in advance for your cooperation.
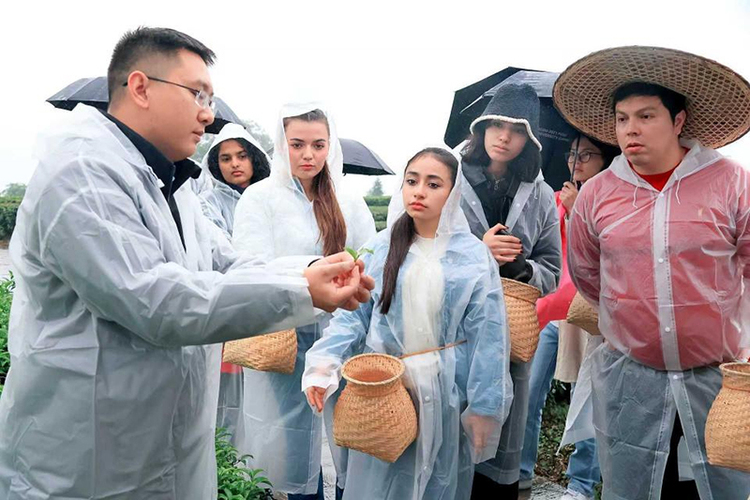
[316,260,356,282]
[490,223,504,234]
[315,389,325,413]
[332,267,361,311]
[355,259,366,273]
[360,273,376,292]
[324,251,355,264]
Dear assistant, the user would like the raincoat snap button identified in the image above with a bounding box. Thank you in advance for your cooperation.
[471,201,476,205]
[665,327,672,332]
[658,258,664,263]
[424,396,431,402]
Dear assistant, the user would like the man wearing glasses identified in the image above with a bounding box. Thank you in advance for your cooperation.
[0,27,373,500]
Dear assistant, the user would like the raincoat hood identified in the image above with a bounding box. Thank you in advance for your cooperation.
[270,102,344,192]
[201,122,270,186]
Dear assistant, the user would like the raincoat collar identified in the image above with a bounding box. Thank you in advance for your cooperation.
[99,109,201,197]
[609,139,723,191]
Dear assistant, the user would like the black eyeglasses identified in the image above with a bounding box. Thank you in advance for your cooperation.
[565,151,603,164]
[122,75,215,112]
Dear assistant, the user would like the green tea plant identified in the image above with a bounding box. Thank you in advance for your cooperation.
[216,429,273,500]
[0,273,14,395]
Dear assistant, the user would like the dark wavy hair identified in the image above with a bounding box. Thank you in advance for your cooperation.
[378,147,459,315]
[460,119,542,182]
[207,137,270,189]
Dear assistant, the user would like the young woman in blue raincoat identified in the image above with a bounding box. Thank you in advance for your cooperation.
[458,83,562,499]
[232,103,376,500]
[303,147,514,500]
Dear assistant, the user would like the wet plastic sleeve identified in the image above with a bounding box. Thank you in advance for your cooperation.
[526,186,562,296]
[39,164,316,348]
[567,183,601,307]
[460,250,514,463]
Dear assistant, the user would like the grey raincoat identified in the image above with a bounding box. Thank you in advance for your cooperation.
[0,105,317,500]
[461,169,561,484]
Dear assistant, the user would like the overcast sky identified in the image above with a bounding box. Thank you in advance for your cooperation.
[2,0,749,197]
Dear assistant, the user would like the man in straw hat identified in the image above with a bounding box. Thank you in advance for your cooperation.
[554,46,750,499]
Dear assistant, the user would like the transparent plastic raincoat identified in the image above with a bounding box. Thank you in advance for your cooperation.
[460,168,561,484]
[0,105,318,500]
[302,155,514,500]
[199,124,272,444]
[568,140,750,499]
[232,102,376,495]
[200,123,271,239]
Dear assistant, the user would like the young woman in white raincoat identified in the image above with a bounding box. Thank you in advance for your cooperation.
[233,103,376,500]
[198,123,272,445]
[458,83,562,499]
[303,147,514,500]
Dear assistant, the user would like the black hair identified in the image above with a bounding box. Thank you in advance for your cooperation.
[460,120,542,182]
[378,147,459,315]
[612,82,687,122]
[108,27,215,104]
[207,137,270,190]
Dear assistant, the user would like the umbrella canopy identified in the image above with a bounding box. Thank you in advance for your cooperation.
[46,76,242,135]
[340,138,393,176]
[444,68,577,191]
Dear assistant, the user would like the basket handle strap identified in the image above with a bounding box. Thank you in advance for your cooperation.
[399,339,468,360]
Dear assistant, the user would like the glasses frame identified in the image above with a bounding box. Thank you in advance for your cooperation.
[565,151,603,164]
[121,75,216,112]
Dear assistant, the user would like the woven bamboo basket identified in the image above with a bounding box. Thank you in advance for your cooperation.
[566,292,601,335]
[705,362,750,473]
[502,278,542,363]
[333,353,418,463]
[222,329,297,374]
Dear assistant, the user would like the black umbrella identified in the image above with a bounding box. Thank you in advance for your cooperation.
[46,76,242,135]
[340,138,393,176]
[444,68,576,191]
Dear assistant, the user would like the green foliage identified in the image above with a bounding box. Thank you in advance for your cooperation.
[216,429,273,500]
[0,197,21,240]
[365,196,390,232]
[364,196,390,207]
[367,178,384,197]
[1,183,26,198]
[535,387,575,487]
[0,273,15,396]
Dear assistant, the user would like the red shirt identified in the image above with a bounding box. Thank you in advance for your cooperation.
[629,149,688,191]
[635,166,677,191]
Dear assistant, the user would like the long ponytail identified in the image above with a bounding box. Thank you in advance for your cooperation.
[378,213,416,315]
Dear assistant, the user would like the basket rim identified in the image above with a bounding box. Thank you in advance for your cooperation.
[341,353,405,386]
[719,361,750,377]
[501,278,542,295]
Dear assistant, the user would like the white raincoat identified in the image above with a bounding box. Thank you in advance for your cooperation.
[568,140,750,499]
[0,105,318,500]
[200,123,271,239]
[232,102,376,495]
[302,154,513,500]
[197,123,272,446]
[460,168,561,484]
